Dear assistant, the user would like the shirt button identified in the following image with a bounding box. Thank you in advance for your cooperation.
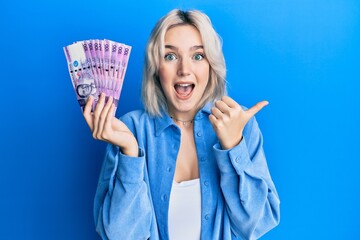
[204,180,209,186]
[196,131,202,137]
[205,214,210,220]
[200,157,205,162]
[162,194,168,201]
[167,167,172,172]
[235,156,240,163]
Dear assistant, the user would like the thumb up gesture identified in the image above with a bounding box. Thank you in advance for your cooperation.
[209,96,268,150]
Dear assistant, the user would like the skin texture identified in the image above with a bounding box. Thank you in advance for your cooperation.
[83,94,139,157]
[159,24,210,122]
[210,96,268,150]
[82,24,268,178]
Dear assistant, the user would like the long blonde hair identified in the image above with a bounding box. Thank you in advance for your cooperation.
[142,9,227,116]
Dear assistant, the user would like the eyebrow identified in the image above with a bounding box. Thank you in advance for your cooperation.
[165,45,204,51]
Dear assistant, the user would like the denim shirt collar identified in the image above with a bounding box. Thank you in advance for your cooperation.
[154,102,212,137]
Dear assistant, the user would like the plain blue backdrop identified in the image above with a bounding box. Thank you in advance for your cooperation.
[1,0,359,239]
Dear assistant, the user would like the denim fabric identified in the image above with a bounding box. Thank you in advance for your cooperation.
[94,103,280,240]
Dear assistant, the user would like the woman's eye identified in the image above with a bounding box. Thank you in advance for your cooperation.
[193,53,205,61]
[164,53,177,61]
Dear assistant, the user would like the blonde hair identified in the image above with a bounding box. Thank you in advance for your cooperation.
[142,9,227,116]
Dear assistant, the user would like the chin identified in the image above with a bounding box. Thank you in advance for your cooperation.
[174,101,200,113]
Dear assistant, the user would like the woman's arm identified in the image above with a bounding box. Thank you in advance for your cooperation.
[83,95,153,239]
[94,145,153,239]
[214,117,280,239]
[209,96,280,239]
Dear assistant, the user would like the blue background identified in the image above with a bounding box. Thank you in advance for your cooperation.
[1,0,359,239]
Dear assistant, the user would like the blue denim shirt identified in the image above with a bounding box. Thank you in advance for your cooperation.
[94,104,280,240]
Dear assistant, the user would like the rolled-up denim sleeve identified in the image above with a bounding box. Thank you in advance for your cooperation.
[94,144,152,240]
[214,116,280,240]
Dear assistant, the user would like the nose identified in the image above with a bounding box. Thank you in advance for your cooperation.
[177,57,191,77]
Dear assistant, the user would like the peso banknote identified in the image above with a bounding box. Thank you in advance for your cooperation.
[63,39,132,111]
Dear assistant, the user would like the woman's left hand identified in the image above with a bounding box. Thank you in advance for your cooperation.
[209,96,268,150]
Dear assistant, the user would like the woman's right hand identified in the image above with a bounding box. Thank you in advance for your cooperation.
[83,93,139,157]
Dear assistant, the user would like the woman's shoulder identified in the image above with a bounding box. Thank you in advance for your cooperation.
[118,109,159,139]
[120,109,151,122]
[120,109,146,118]
[119,109,157,128]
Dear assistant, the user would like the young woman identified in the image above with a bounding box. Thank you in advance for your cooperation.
[83,9,280,240]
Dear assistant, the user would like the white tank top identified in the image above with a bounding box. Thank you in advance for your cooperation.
[168,178,201,240]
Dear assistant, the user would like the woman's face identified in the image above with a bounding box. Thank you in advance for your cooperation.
[159,24,210,118]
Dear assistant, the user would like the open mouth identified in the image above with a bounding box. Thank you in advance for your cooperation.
[174,83,195,98]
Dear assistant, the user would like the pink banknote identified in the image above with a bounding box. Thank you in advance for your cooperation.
[64,39,132,111]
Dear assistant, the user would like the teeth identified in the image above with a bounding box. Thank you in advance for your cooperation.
[177,83,192,87]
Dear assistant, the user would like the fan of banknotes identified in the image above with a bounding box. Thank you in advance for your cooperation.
[63,39,131,111]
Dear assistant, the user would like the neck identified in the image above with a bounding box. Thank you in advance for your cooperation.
[170,115,194,126]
